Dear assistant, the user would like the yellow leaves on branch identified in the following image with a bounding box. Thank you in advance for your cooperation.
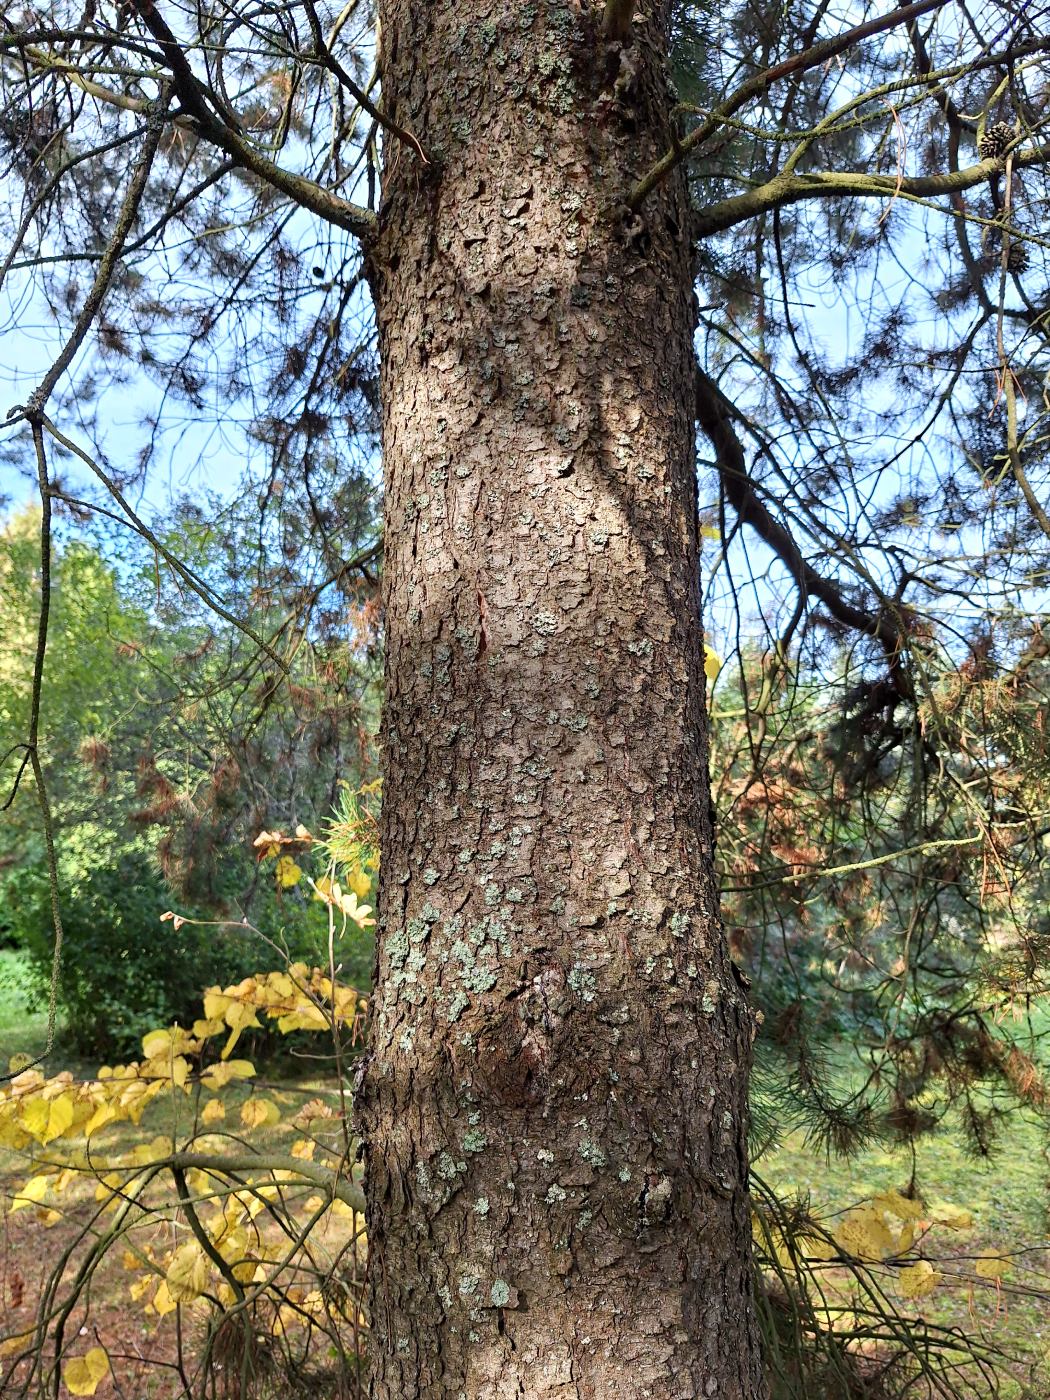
[165,1242,211,1302]
[20,1089,74,1145]
[897,1260,941,1299]
[834,1207,898,1262]
[974,1251,1013,1280]
[253,824,315,862]
[240,1097,281,1129]
[756,1189,991,1309]
[275,855,303,888]
[310,875,374,928]
[0,966,365,1194]
[62,1347,111,1396]
[200,1058,256,1091]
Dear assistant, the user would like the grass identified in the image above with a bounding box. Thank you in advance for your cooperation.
[757,1015,1050,1398]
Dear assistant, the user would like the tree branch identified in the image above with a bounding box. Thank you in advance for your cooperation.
[629,0,950,209]
[694,366,906,665]
[691,142,1050,239]
[129,0,377,242]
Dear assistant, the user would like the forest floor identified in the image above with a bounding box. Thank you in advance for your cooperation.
[0,948,1046,1398]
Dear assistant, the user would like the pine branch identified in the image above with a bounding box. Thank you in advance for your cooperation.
[694,367,906,666]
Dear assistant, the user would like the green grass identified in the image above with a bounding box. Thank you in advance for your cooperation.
[757,1021,1050,1398]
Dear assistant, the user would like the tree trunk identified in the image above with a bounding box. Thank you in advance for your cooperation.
[357,3,765,1395]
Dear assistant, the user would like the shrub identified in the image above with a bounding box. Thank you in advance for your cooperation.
[6,853,308,1058]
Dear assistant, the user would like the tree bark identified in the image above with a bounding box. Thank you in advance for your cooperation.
[358,3,766,1395]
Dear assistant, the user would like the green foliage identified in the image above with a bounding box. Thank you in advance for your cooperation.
[5,855,254,1057]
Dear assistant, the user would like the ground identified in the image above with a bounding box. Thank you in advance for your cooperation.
[1,949,1046,1398]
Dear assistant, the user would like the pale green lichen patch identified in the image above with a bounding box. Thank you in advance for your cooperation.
[702,978,720,1013]
[474,1197,490,1216]
[446,991,469,1023]
[462,1129,488,1153]
[579,1138,607,1168]
[458,1273,479,1298]
[490,1278,511,1308]
[568,963,597,1002]
[546,1183,568,1203]
[437,1152,466,1181]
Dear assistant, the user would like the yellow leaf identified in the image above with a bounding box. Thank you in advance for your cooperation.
[975,1251,1012,1280]
[797,1233,837,1261]
[277,1006,329,1033]
[253,829,284,859]
[20,1092,74,1145]
[703,645,721,681]
[240,1098,281,1129]
[84,1101,120,1139]
[8,1053,32,1074]
[150,1280,178,1316]
[193,1017,225,1039]
[0,1330,32,1358]
[874,1189,924,1222]
[142,1028,176,1060]
[63,1347,111,1396]
[276,855,303,888]
[347,866,371,899]
[122,1249,145,1271]
[834,1207,896,1261]
[201,1098,226,1124]
[10,1173,50,1213]
[200,1059,256,1090]
[700,524,721,541]
[165,1242,211,1302]
[291,1138,316,1160]
[225,998,262,1032]
[930,1200,973,1230]
[897,1220,917,1253]
[897,1260,941,1299]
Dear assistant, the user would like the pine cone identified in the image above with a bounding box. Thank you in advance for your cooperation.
[978,121,1015,159]
[1007,241,1029,273]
